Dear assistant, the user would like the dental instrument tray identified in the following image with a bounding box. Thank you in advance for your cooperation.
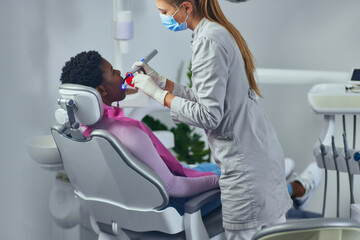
[308,83,360,114]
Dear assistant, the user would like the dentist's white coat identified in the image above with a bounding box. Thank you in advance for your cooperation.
[170,18,292,230]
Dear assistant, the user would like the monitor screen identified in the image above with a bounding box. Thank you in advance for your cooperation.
[351,69,360,81]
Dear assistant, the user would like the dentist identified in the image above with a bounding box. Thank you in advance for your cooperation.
[132,0,292,239]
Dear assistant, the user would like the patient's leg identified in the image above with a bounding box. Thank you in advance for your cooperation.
[169,162,221,216]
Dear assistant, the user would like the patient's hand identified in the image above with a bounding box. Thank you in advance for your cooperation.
[125,88,138,95]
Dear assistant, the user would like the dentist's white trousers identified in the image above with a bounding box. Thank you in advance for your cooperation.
[225,215,286,240]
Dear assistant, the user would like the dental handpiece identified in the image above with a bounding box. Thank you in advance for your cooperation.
[122,49,158,89]
[353,151,360,175]
[354,149,360,205]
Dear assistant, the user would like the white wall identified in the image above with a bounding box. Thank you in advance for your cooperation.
[1,0,360,239]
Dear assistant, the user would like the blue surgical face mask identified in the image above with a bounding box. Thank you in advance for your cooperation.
[160,6,188,32]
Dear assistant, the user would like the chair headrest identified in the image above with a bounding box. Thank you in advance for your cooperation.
[56,84,104,126]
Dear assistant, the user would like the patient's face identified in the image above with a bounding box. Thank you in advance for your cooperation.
[100,59,126,104]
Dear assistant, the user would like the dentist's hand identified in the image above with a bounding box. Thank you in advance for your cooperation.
[133,74,169,106]
[132,61,167,89]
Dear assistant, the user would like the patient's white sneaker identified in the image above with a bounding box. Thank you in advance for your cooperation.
[284,158,295,179]
[293,162,322,209]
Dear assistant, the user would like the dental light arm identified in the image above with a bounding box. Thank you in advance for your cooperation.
[113,0,133,75]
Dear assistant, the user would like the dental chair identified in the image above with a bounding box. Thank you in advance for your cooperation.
[51,83,225,240]
[252,218,360,240]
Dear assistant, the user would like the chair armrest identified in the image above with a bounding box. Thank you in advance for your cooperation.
[184,189,220,214]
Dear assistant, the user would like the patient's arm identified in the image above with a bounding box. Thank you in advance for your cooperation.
[108,124,219,198]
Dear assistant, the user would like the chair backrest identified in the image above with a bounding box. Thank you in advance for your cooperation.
[252,218,360,240]
[52,84,184,233]
[52,126,168,209]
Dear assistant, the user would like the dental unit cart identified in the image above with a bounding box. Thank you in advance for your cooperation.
[308,82,360,222]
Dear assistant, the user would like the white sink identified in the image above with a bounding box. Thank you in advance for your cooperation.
[26,135,63,170]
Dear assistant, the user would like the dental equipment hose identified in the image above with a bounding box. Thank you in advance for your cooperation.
[343,115,355,206]
[343,132,355,213]
[353,115,357,150]
[353,115,356,202]
[319,139,328,218]
[122,49,158,86]
[331,135,340,218]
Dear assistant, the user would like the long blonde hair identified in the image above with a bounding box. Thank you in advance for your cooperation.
[168,0,261,97]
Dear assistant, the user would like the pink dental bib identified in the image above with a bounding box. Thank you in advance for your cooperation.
[83,104,214,178]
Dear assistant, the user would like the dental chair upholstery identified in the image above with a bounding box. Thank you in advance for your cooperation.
[252,218,360,240]
[52,84,225,240]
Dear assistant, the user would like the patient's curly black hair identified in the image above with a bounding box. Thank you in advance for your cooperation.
[60,50,103,88]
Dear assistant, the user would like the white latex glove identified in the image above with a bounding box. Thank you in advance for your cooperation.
[133,74,169,106]
[132,61,167,89]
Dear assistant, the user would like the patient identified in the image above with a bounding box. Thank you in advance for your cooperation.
[60,51,321,216]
